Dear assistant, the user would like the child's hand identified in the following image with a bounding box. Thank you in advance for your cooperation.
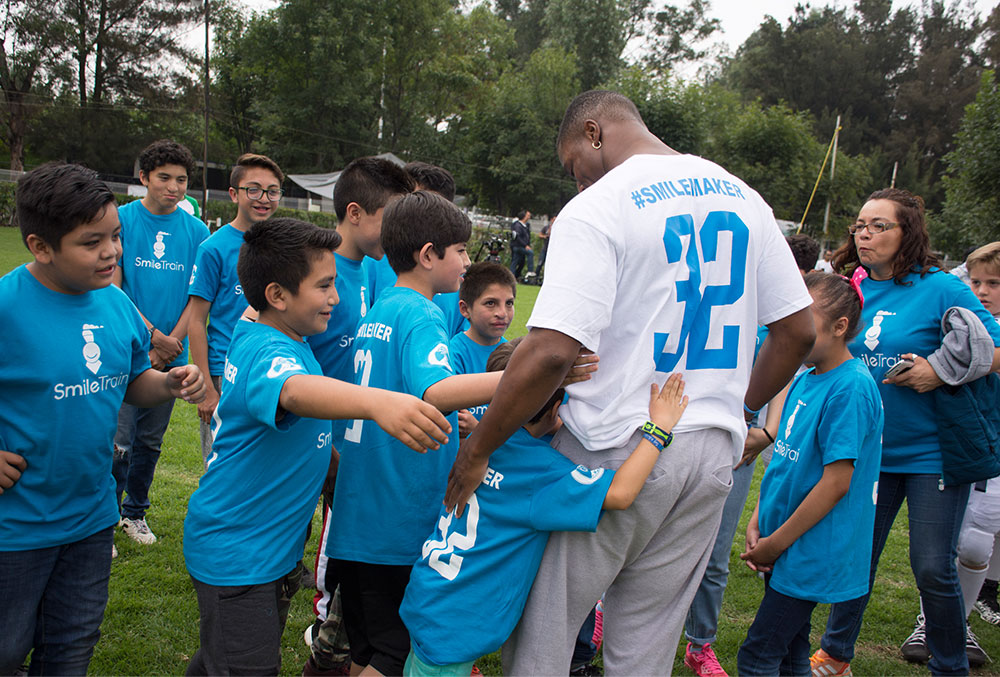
[457,410,478,438]
[648,373,689,432]
[374,392,452,453]
[148,348,166,371]
[561,348,599,387]
[742,513,767,572]
[0,450,26,494]
[736,428,770,469]
[151,330,184,363]
[741,534,782,573]
[166,365,207,404]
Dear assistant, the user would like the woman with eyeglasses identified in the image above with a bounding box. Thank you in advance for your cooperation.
[807,188,1000,676]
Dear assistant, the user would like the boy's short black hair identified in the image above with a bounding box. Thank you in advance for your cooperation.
[230,153,284,189]
[138,139,196,177]
[785,233,820,273]
[16,163,116,251]
[486,336,564,424]
[239,218,342,312]
[334,157,415,220]
[460,262,517,306]
[404,161,456,202]
[382,190,472,274]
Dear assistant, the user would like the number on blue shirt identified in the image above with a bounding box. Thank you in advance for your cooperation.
[654,211,749,372]
[344,348,373,443]
[422,494,481,581]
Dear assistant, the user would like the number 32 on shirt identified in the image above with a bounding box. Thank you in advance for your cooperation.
[654,211,749,373]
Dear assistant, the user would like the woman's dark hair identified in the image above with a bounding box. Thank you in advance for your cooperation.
[831,188,940,285]
[804,272,864,341]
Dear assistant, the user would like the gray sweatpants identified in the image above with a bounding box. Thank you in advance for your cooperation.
[502,426,735,676]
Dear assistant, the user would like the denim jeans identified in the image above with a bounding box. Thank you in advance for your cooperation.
[685,459,757,645]
[821,472,971,675]
[112,398,175,519]
[737,576,816,677]
[0,527,114,676]
[510,247,534,280]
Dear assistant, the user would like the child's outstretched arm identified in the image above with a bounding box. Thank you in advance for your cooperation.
[603,373,688,510]
[125,365,207,408]
[741,459,854,570]
[279,375,452,453]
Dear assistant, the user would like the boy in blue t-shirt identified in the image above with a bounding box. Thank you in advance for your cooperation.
[326,191,523,676]
[188,153,284,463]
[183,218,451,676]
[303,157,414,675]
[400,337,690,675]
[450,261,517,437]
[112,139,211,546]
[0,163,206,675]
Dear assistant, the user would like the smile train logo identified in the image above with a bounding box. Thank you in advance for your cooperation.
[153,231,168,259]
[82,324,103,374]
[864,310,894,351]
[785,399,805,439]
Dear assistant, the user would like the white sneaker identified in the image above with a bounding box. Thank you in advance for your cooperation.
[112,543,118,559]
[120,517,157,544]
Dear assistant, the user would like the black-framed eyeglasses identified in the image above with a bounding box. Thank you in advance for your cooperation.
[237,186,284,201]
[848,221,899,235]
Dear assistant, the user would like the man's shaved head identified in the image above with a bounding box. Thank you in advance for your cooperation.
[557,90,643,151]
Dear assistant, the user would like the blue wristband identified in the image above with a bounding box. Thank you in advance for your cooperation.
[743,401,761,417]
[642,432,665,452]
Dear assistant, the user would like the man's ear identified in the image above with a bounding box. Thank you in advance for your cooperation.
[263,281,288,311]
[25,233,55,264]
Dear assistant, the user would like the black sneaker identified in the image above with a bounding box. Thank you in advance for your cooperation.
[967,624,990,668]
[569,663,603,677]
[975,599,1000,626]
[900,613,929,664]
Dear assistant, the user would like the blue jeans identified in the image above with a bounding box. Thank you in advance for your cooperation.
[737,576,816,677]
[510,247,533,280]
[571,605,598,668]
[685,459,757,645]
[112,398,175,519]
[821,472,970,675]
[0,527,114,676]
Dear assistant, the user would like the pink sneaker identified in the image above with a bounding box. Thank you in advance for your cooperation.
[684,642,729,677]
[591,600,604,651]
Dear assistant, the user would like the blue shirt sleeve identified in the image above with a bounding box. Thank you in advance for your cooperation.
[529,458,614,532]
[816,388,869,466]
[244,342,310,431]
[189,240,221,302]
[402,311,455,399]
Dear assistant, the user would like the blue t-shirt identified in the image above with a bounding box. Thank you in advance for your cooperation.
[306,254,370,445]
[0,265,150,550]
[758,359,883,603]
[326,287,458,565]
[850,269,1000,473]
[117,200,210,368]
[184,320,331,585]
[363,255,467,336]
[449,332,506,421]
[400,428,612,665]
[188,224,248,376]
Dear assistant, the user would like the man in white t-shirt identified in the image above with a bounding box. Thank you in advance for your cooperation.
[444,90,816,675]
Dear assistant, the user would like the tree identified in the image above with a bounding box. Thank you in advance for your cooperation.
[0,1,70,170]
[938,71,1000,255]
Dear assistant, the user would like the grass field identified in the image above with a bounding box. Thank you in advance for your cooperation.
[3,224,1000,675]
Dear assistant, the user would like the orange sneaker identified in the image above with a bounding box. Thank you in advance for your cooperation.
[810,649,852,677]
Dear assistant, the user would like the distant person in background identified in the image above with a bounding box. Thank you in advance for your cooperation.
[112,139,210,547]
[816,249,835,273]
[786,234,821,277]
[509,209,533,281]
[535,215,554,278]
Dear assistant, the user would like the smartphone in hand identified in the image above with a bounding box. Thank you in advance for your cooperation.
[885,358,914,379]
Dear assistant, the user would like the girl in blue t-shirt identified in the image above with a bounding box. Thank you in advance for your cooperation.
[737,272,883,677]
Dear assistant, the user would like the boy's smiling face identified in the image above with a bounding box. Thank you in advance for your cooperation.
[231,167,281,227]
[27,203,121,294]
[280,250,339,340]
[140,163,188,215]
[430,242,471,294]
[461,282,515,344]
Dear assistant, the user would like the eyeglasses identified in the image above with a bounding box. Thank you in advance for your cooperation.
[237,186,283,201]
[848,221,899,235]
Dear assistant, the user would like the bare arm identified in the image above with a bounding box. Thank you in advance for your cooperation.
[168,297,198,342]
[187,296,218,423]
[604,374,689,510]
[741,459,854,571]
[423,372,502,412]
[444,328,581,513]
[279,374,451,453]
[115,266,182,366]
[124,365,206,408]
[744,307,815,413]
[737,380,792,469]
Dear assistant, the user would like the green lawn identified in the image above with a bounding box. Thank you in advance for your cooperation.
[3,224,1000,675]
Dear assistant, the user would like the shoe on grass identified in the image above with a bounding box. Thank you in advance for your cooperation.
[976,599,1000,626]
[900,613,929,664]
[967,624,989,668]
[112,543,118,559]
[684,642,728,677]
[120,516,157,544]
[809,648,852,677]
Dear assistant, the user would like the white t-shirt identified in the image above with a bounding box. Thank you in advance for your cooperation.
[528,154,811,461]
